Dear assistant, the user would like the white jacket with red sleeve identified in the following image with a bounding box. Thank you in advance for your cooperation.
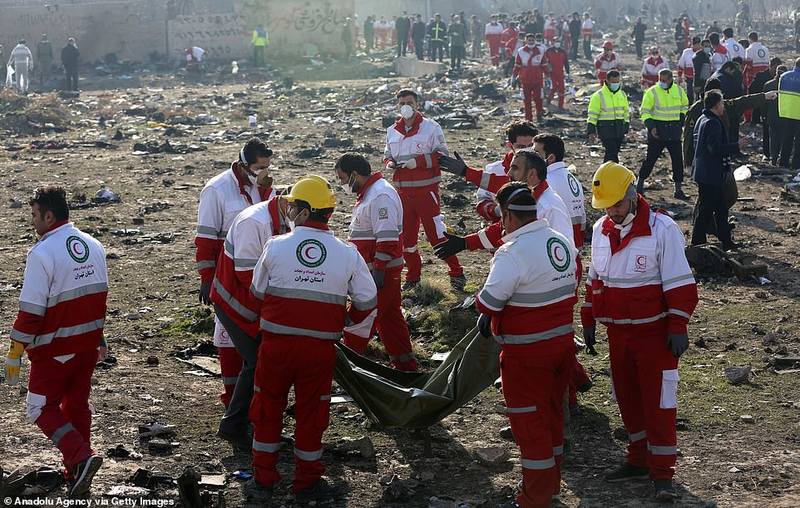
[251,223,377,341]
[194,164,273,284]
[475,220,577,345]
[545,161,587,248]
[580,197,698,335]
[11,222,108,361]
[384,114,448,192]
[348,173,404,272]
[210,197,286,337]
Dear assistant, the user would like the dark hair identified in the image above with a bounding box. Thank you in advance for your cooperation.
[659,68,673,79]
[30,185,69,221]
[738,39,749,49]
[732,56,743,65]
[606,69,621,80]
[514,149,547,182]
[505,121,538,143]
[704,89,723,110]
[722,27,733,37]
[770,57,782,67]
[533,133,565,162]
[335,153,371,176]
[496,182,537,222]
[701,39,711,46]
[292,199,333,223]
[795,57,800,69]
[704,77,722,92]
[748,31,758,41]
[396,88,419,101]
[241,137,272,164]
[709,33,720,45]
[692,36,701,45]
[776,65,788,74]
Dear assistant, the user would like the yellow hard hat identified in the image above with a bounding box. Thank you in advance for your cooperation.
[286,175,336,210]
[591,162,636,209]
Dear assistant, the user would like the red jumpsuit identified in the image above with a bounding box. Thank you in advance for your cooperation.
[12,221,108,478]
[543,47,570,108]
[514,45,546,120]
[595,51,622,85]
[342,173,417,371]
[581,197,698,480]
[501,27,518,61]
[476,220,578,508]
[250,222,377,492]
[485,22,504,65]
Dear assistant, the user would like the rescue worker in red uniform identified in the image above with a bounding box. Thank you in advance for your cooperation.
[195,138,274,409]
[485,15,504,66]
[641,46,669,88]
[476,181,578,508]
[6,186,107,497]
[384,89,465,291]
[210,194,287,448]
[543,37,570,109]
[595,40,623,85]
[500,21,518,62]
[245,176,377,504]
[513,33,546,122]
[581,162,698,502]
[335,153,418,371]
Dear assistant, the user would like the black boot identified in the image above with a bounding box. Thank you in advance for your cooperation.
[604,463,650,483]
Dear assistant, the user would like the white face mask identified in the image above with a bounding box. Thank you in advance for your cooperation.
[615,211,636,228]
[400,104,415,120]
[526,43,535,49]
[341,174,356,195]
[555,42,561,48]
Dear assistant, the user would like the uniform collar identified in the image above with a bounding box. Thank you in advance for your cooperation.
[394,113,424,137]
[40,221,71,241]
[501,219,548,243]
[600,196,652,253]
[547,161,566,173]
[356,172,383,201]
[296,221,330,232]
[532,180,549,200]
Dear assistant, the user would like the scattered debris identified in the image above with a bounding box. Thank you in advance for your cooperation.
[138,422,177,438]
[724,366,752,385]
[107,444,143,460]
[331,436,375,458]
[473,446,509,467]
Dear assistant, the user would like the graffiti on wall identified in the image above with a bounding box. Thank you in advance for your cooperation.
[167,14,249,58]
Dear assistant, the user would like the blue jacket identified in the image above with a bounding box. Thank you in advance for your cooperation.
[692,110,739,186]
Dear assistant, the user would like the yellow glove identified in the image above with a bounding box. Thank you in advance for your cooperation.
[5,340,24,386]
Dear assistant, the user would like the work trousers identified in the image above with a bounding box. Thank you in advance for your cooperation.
[600,136,623,163]
[684,77,694,104]
[583,37,592,59]
[450,45,465,69]
[218,345,243,408]
[343,268,417,371]
[570,36,579,60]
[635,39,644,59]
[251,335,335,491]
[547,75,566,108]
[779,118,800,169]
[607,324,679,480]
[430,41,444,61]
[501,335,573,508]
[253,46,265,67]
[27,351,96,475]
[487,36,501,65]
[728,113,742,146]
[522,82,544,121]
[15,65,30,92]
[215,306,261,434]
[396,33,409,57]
[38,61,52,85]
[65,68,78,91]
[399,189,463,282]
[638,138,684,185]
[413,38,425,60]
[691,183,732,246]
[471,38,482,58]
[768,118,783,164]
[568,356,591,407]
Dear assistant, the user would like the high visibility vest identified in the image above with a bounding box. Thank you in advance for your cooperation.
[588,85,630,124]
[640,83,688,123]
[252,29,268,47]
[778,68,800,121]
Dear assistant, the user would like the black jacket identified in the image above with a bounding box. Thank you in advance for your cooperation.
[395,16,411,36]
[693,110,739,186]
[61,44,79,69]
[692,50,712,86]
[632,22,646,41]
[568,19,581,38]
[763,77,780,123]
[411,21,427,41]
[710,69,743,99]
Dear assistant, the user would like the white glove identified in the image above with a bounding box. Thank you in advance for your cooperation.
[765,90,778,100]
[402,158,417,169]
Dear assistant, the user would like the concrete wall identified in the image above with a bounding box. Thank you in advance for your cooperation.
[167,13,249,60]
[0,0,167,63]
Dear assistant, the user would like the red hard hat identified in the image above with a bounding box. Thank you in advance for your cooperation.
[603,40,613,49]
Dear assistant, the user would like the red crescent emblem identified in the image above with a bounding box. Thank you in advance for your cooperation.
[304,245,316,259]
[554,245,564,262]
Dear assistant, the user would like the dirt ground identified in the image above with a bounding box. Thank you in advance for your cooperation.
[1,26,800,508]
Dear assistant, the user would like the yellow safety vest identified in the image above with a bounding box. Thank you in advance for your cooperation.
[778,69,800,121]
[588,85,630,125]
[252,30,268,47]
[640,83,688,123]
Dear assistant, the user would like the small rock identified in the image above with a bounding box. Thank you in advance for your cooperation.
[148,438,178,454]
[133,217,145,225]
[473,446,508,466]
[499,426,515,442]
[106,485,151,497]
[740,414,755,424]
[729,466,742,473]
[9,198,22,209]
[724,366,752,385]
[331,436,375,458]
[146,356,160,366]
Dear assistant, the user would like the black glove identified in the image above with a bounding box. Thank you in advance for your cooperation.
[477,313,492,338]
[583,326,597,355]
[438,152,467,177]
[372,269,385,290]
[433,232,467,260]
[667,333,689,358]
[199,281,212,305]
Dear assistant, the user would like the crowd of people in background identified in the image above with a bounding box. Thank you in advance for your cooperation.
[3,35,80,93]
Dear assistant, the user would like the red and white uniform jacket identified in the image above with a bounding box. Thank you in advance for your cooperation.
[642,56,668,87]
[195,164,273,284]
[474,158,508,222]
[384,114,448,193]
[677,48,696,80]
[501,27,518,50]
[544,18,557,41]
[465,181,574,252]
[744,42,770,82]
[711,44,729,72]
[562,21,572,47]
[545,161,586,248]
[723,38,745,60]
[581,18,594,38]
[348,173,404,272]
[485,22,504,39]
[476,220,577,346]
[514,45,545,85]
[595,52,622,82]
[251,223,377,341]
[211,197,286,338]
[543,47,569,79]
[11,222,108,362]
[580,197,698,334]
